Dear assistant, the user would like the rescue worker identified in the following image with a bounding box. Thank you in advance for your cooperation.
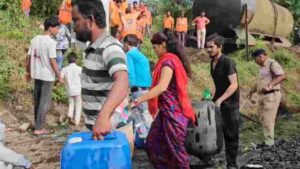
[163,11,174,31]
[58,0,72,30]
[132,1,140,14]
[21,0,31,17]
[176,11,188,47]
[248,49,286,147]
[110,0,126,38]
[120,8,139,40]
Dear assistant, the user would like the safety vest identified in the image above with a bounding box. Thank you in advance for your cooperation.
[59,0,72,25]
[109,0,126,27]
[121,13,138,39]
[163,17,174,29]
[176,17,188,32]
[21,0,31,11]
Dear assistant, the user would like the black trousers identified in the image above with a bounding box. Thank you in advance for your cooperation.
[221,106,240,168]
[33,79,53,130]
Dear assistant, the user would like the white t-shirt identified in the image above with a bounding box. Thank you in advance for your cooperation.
[61,63,82,96]
[28,35,57,81]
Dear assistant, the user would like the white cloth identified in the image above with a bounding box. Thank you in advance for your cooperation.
[0,145,32,169]
[61,63,82,96]
[0,122,31,169]
[28,35,57,81]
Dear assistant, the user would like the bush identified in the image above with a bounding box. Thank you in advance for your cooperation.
[152,15,163,33]
[52,85,68,104]
[140,37,157,62]
[232,39,270,61]
[0,45,14,98]
[0,0,28,30]
[0,29,25,39]
[31,0,61,17]
[272,49,296,68]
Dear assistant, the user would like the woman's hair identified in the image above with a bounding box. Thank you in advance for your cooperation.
[151,29,191,77]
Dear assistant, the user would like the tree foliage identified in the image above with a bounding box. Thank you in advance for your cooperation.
[0,0,28,31]
[277,0,300,25]
[31,0,62,17]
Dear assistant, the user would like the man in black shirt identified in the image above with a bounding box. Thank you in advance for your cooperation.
[206,33,240,169]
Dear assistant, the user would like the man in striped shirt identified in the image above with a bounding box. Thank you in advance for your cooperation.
[72,0,133,150]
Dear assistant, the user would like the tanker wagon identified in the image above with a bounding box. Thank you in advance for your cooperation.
[192,0,294,49]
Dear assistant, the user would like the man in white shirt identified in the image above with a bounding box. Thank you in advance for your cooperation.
[26,16,63,136]
[61,52,82,125]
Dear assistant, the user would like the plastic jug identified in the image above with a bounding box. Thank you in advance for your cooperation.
[61,131,132,169]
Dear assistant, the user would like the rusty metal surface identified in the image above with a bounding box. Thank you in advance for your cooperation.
[248,0,294,38]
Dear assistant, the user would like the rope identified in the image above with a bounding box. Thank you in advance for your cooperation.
[271,0,279,46]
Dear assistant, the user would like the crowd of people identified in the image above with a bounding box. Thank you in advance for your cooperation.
[109,0,152,43]
[0,0,286,169]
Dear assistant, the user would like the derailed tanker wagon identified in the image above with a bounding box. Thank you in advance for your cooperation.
[192,0,294,47]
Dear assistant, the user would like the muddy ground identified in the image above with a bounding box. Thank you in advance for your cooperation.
[0,91,155,169]
[1,90,300,169]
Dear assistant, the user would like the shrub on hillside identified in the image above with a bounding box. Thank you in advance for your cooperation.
[231,39,271,61]
[0,30,25,39]
[31,0,61,17]
[0,0,28,30]
[140,37,157,62]
[272,49,296,68]
[0,45,14,99]
[52,85,68,104]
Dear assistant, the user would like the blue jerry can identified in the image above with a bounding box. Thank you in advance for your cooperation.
[61,131,132,169]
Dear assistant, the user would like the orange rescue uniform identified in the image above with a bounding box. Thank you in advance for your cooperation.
[21,0,31,11]
[120,13,139,39]
[163,16,174,30]
[176,17,188,32]
[109,1,126,28]
[59,0,72,25]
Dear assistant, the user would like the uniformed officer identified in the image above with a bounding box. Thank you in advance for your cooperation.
[249,49,286,146]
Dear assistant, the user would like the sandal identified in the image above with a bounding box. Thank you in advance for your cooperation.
[33,129,54,136]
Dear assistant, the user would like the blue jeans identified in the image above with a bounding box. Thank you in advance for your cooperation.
[56,50,64,70]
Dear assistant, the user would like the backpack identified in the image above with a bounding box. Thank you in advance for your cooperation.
[185,101,223,157]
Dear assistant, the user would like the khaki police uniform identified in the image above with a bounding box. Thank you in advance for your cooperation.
[257,58,284,145]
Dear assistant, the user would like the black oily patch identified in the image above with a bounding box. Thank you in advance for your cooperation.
[195,133,200,143]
